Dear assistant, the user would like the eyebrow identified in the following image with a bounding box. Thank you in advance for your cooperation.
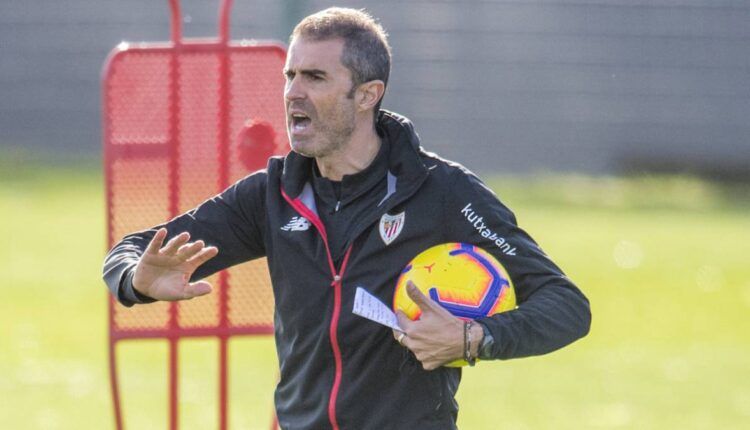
[284,68,328,78]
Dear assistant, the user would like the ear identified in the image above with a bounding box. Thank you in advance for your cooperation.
[355,80,385,113]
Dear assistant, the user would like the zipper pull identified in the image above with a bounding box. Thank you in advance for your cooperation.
[331,274,342,287]
[335,201,341,212]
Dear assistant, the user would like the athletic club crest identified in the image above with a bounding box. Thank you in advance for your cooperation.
[379,212,405,245]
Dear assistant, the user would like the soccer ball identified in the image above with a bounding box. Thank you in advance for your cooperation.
[393,242,516,367]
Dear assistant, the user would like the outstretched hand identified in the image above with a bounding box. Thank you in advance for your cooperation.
[392,281,468,370]
[132,228,219,301]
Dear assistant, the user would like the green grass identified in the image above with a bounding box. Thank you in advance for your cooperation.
[2,162,749,429]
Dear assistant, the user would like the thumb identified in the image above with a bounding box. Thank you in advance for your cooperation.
[406,281,435,313]
[182,280,213,300]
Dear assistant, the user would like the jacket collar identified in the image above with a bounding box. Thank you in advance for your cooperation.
[281,110,429,200]
[311,136,389,208]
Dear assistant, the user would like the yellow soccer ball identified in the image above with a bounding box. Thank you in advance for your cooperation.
[393,243,516,366]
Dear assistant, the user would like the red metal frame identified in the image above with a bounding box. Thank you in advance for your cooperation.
[103,1,285,429]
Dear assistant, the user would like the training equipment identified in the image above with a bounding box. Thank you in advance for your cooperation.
[103,1,285,429]
[393,243,516,366]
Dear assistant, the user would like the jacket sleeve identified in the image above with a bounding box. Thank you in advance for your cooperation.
[444,168,591,359]
[102,170,269,307]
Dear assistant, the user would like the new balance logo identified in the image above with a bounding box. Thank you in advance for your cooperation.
[281,216,311,232]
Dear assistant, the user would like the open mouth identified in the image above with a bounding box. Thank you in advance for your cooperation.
[291,113,311,132]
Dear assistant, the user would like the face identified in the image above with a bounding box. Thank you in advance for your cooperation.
[284,37,357,158]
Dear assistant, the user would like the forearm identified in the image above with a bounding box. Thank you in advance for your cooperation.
[102,231,157,307]
[103,179,269,306]
[478,283,591,360]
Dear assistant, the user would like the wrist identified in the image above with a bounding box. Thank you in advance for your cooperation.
[131,274,148,296]
[122,267,157,304]
[130,266,156,301]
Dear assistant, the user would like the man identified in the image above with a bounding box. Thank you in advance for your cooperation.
[103,7,591,429]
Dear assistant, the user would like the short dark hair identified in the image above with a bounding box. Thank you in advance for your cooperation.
[291,7,392,113]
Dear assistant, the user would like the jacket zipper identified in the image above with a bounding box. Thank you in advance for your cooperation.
[327,247,352,430]
[282,189,352,430]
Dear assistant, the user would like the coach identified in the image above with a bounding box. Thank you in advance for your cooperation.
[103,7,591,429]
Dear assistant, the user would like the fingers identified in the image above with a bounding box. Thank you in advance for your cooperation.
[392,329,407,346]
[185,246,219,268]
[394,297,464,370]
[160,232,191,255]
[394,314,440,369]
[155,232,218,268]
[175,240,205,261]
[394,311,413,348]
[182,280,213,299]
[145,228,168,255]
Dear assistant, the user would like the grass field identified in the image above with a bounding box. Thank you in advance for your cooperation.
[2,159,749,429]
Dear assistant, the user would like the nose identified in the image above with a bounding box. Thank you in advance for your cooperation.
[284,76,305,103]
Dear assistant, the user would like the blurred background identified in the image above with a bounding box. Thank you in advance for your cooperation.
[2,0,749,429]
[3,0,749,176]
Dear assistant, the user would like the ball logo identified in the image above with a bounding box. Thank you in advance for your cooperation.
[379,212,405,245]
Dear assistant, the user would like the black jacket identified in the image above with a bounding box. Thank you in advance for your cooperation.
[103,111,591,429]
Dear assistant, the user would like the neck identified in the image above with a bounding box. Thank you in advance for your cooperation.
[316,122,380,181]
